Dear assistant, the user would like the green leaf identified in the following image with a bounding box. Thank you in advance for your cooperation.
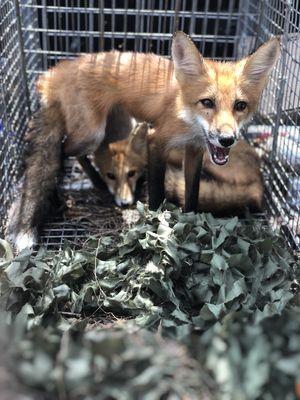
[211,254,228,271]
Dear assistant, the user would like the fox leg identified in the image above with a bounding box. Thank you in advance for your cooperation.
[147,138,166,210]
[5,105,64,252]
[77,156,107,190]
[184,145,204,212]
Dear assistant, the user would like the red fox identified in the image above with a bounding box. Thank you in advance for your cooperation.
[94,122,148,207]
[94,122,263,213]
[6,32,279,251]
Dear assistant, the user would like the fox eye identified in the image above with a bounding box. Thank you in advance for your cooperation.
[199,98,215,108]
[127,170,136,178]
[107,172,116,180]
[234,101,247,112]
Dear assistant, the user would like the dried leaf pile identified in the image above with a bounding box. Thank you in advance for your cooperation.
[0,203,299,400]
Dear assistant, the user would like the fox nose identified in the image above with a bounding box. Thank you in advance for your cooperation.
[115,196,134,207]
[121,199,131,206]
[218,136,235,148]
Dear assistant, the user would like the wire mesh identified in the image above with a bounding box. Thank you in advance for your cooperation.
[20,0,242,73]
[0,0,299,250]
[0,0,32,230]
[237,0,300,249]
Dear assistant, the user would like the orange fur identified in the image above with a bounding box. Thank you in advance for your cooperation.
[94,126,263,213]
[94,123,148,206]
[37,34,280,158]
[166,143,263,213]
[36,33,279,212]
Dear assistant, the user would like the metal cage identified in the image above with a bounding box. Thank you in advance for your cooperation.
[0,0,299,250]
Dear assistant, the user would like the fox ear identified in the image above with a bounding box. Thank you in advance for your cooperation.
[130,122,148,154]
[172,31,205,77]
[243,38,280,85]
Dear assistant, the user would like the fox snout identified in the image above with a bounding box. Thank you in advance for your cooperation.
[214,122,238,148]
[115,185,134,207]
[207,130,238,166]
[115,195,134,207]
[208,129,238,149]
[218,134,236,148]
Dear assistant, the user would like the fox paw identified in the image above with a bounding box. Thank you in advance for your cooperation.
[14,230,37,253]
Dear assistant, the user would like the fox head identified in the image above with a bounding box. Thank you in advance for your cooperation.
[172,32,280,166]
[94,122,148,207]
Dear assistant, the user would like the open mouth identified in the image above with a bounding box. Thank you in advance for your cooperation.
[207,142,230,166]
